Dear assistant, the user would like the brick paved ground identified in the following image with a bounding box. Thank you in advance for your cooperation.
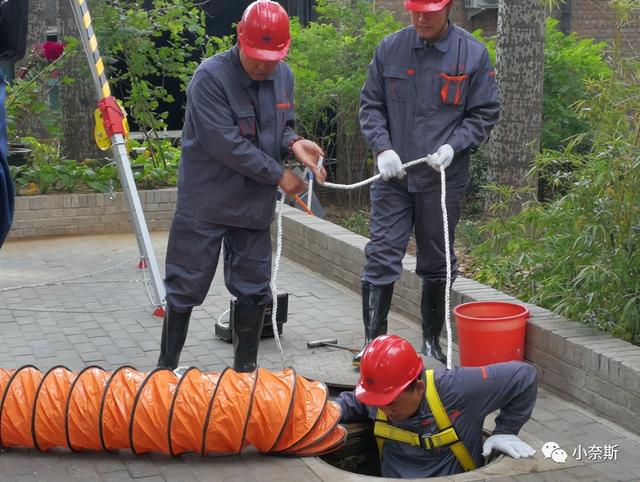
[0,233,638,481]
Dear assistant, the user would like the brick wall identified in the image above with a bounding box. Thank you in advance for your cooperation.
[8,189,177,239]
[275,204,640,435]
[377,0,638,57]
[451,5,497,36]
[566,0,640,56]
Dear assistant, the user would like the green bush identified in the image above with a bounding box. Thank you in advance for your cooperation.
[10,137,179,195]
[473,18,610,151]
[91,0,209,147]
[541,19,611,150]
[287,0,400,142]
[287,0,400,206]
[467,60,640,345]
[5,38,79,141]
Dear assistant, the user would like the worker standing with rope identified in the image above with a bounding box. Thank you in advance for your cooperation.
[159,0,326,373]
[338,335,537,478]
[353,0,500,366]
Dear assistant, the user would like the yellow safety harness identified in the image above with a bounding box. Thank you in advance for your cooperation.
[374,369,476,472]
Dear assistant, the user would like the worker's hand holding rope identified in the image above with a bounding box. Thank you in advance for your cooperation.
[427,144,454,172]
[278,169,306,195]
[290,138,327,184]
[377,149,406,180]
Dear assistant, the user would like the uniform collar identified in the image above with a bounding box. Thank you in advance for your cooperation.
[231,44,278,87]
[412,22,454,53]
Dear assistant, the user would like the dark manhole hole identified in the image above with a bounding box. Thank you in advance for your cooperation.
[320,422,501,478]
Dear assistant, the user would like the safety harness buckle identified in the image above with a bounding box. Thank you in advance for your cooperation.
[420,426,459,450]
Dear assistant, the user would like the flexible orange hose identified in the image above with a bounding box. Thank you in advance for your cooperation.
[0,366,345,457]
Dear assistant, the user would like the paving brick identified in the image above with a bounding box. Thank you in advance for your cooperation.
[99,471,135,482]
[3,225,640,482]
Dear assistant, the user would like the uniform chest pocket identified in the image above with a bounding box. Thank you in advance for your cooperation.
[383,66,414,103]
[232,105,257,139]
[439,72,468,107]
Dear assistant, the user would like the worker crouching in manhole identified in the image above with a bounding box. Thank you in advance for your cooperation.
[333,335,537,478]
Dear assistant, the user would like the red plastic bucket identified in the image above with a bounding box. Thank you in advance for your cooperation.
[453,301,530,367]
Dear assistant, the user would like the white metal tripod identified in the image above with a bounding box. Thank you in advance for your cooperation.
[68,0,166,314]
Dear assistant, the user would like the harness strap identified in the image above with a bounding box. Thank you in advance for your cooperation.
[425,369,476,471]
[374,419,460,449]
[373,370,476,472]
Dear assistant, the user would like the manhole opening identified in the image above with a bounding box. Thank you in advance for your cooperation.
[320,422,500,477]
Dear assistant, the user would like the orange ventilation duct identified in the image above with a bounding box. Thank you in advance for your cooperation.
[0,365,346,457]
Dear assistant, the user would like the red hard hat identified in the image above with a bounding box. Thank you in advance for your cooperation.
[237,0,291,61]
[404,0,452,12]
[355,335,424,406]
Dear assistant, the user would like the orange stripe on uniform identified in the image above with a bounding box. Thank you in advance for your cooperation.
[276,102,291,109]
[480,366,488,380]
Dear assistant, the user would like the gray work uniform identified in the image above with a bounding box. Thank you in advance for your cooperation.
[360,24,499,284]
[165,45,299,310]
[337,361,537,478]
[1,70,14,248]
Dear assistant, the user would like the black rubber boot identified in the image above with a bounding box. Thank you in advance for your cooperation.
[157,305,192,370]
[352,282,394,367]
[421,279,447,365]
[232,304,266,372]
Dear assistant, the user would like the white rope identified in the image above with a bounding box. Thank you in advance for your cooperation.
[270,192,287,366]
[321,155,431,190]
[299,154,454,368]
[440,168,453,370]
[271,154,453,368]
[215,197,286,367]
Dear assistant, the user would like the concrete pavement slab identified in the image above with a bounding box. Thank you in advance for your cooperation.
[1,232,639,481]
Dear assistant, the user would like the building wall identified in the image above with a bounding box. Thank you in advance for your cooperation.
[565,0,639,56]
[451,4,497,36]
[377,0,639,58]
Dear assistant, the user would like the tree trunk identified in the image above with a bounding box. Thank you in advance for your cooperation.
[16,0,47,71]
[15,0,48,137]
[335,119,370,209]
[486,0,545,213]
[57,0,101,161]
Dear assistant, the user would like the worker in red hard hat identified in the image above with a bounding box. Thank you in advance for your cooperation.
[337,335,537,478]
[353,0,500,368]
[159,0,326,374]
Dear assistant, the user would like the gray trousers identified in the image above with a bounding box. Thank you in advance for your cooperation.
[363,178,466,286]
[165,211,272,311]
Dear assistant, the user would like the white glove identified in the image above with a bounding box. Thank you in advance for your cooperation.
[427,144,454,172]
[377,150,406,181]
[482,434,536,459]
